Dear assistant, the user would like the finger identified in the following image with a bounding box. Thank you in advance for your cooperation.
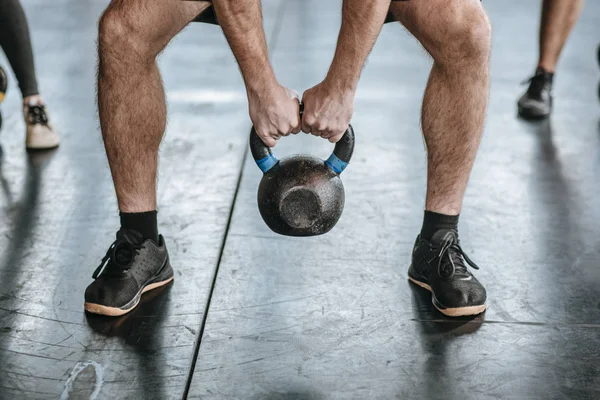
[291,99,301,134]
[320,129,334,140]
[326,130,341,141]
[280,128,291,137]
[264,130,280,143]
[255,127,270,142]
[262,136,277,147]
[325,125,345,140]
[310,122,325,137]
[301,117,312,134]
[328,133,344,143]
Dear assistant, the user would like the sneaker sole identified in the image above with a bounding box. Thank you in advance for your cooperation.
[26,143,60,151]
[26,133,60,150]
[517,105,550,120]
[84,276,174,317]
[408,276,487,317]
[0,65,6,103]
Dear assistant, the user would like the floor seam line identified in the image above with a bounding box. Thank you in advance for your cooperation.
[181,146,248,400]
[181,2,288,397]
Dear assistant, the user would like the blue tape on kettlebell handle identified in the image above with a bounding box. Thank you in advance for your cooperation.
[325,153,349,174]
[256,154,279,173]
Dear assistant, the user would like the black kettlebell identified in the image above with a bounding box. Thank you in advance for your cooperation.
[249,110,355,237]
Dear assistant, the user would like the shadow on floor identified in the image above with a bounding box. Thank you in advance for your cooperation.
[0,148,57,395]
[0,147,57,283]
[0,146,13,203]
[85,282,174,399]
[407,281,484,399]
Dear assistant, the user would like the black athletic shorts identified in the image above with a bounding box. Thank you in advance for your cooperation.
[194,0,409,25]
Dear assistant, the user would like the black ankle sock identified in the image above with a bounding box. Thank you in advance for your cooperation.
[420,210,459,242]
[120,211,159,243]
[536,67,554,82]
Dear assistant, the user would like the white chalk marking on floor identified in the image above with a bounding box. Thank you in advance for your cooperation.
[60,360,104,400]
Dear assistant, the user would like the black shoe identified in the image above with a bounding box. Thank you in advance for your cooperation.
[84,229,173,316]
[408,229,486,317]
[0,66,7,103]
[0,66,7,131]
[518,67,553,119]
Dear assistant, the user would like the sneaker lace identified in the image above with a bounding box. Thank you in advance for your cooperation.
[437,234,479,279]
[92,229,144,279]
[26,105,49,126]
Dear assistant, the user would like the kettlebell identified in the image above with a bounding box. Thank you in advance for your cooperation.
[249,110,355,237]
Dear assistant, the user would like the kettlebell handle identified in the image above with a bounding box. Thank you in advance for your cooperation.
[249,103,355,174]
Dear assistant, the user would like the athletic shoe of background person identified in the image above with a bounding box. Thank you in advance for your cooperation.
[518,67,553,119]
[0,66,7,131]
[23,101,60,150]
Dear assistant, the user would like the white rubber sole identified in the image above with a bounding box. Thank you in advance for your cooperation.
[408,276,487,317]
[26,131,60,150]
[84,276,174,317]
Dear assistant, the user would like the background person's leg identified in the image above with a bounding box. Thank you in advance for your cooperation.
[0,0,39,98]
[517,0,584,119]
[538,0,584,73]
[0,0,61,149]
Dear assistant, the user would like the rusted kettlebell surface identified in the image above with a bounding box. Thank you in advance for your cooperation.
[249,121,355,237]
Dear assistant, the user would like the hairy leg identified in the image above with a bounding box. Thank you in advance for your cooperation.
[538,0,584,73]
[98,0,210,212]
[390,0,491,215]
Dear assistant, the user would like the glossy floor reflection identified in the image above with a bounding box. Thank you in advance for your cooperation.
[1,0,599,399]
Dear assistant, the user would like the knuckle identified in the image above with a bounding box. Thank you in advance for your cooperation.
[303,115,316,125]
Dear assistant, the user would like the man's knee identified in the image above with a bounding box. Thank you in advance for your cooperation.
[98,3,160,64]
[432,3,491,65]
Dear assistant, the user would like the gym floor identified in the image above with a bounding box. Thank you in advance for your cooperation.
[1,0,599,399]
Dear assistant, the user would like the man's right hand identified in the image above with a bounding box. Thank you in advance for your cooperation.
[248,83,301,147]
